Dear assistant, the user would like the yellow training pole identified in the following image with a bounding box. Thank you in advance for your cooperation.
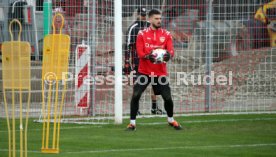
[3,91,11,157]
[52,17,64,149]
[2,19,31,157]
[12,89,15,157]
[45,83,53,149]
[18,25,23,157]
[41,13,70,154]
[41,81,46,149]
[11,20,16,157]
[57,78,67,150]
[52,81,59,149]
[24,89,31,157]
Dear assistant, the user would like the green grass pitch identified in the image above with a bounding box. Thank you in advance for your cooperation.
[1,114,276,157]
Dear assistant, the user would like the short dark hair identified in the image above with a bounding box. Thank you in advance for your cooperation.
[148,9,161,17]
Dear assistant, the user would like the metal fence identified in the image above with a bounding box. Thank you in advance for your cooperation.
[0,0,275,124]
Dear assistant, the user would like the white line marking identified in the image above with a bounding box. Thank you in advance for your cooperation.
[65,143,276,154]
[1,143,275,154]
[0,117,275,132]
[0,126,102,133]
[139,117,276,125]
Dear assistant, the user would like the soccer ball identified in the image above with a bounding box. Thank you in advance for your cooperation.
[151,49,167,64]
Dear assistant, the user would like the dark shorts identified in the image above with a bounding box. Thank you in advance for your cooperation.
[134,73,170,95]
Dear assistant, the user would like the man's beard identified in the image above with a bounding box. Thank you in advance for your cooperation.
[152,23,161,29]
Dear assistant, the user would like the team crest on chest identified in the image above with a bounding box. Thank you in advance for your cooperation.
[159,37,165,43]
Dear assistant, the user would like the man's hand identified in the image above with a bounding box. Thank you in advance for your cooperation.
[145,53,156,63]
[163,51,171,62]
[123,61,132,75]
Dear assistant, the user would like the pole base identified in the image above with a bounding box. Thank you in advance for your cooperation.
[41,148,59,154]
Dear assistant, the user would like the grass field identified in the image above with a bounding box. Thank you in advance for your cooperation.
[1,114,276,157]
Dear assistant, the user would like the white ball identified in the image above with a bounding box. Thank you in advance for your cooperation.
[151,49,167,64]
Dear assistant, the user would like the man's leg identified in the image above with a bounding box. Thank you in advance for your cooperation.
[150,88,165,114]
[159,85,173,117]
[151,90,157,110]
[127,74,150,130]
[132,66,142,115]
[154,76,182,130]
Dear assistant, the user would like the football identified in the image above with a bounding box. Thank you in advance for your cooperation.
[151,49,167,64]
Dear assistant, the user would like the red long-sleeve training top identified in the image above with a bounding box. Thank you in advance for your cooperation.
[136,27,174,76]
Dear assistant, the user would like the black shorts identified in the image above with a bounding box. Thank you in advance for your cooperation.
[134,73,170,95]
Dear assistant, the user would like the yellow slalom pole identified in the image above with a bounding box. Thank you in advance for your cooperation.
[20,90,23,157]
[2,19,31,157]
[53,15,64,149]
[52,81,59,149]
[45,83,53,149]
[3,91,11,157]
[18,20,23,157]
[41,81,46,149]
[41,13,70,154]
[57,80,67,150]
[25,88,31,157]
[44,13,57,151]
[12,89,15,157]
[11,22,16,156]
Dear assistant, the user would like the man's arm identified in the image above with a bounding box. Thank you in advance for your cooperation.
[125,26,136,63]
[162,33,175,62]
[123,44,132,74]
[136,31,147,58]
[124,44,132,64]
[125,23,139,62]
[136,31,157,63]
[166,33,174,57]
[124,25,138,74]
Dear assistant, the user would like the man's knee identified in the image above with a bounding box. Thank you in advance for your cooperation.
[132,90,142,100]
[162,92,173,102]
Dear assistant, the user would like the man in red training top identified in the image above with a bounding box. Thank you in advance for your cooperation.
[126,9,182,131]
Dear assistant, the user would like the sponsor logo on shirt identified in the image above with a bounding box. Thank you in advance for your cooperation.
[160,37,165,43]
[145,43,164,49]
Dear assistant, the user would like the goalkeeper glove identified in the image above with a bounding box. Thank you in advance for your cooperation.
[163,51,171,62]
[145,53,156,63]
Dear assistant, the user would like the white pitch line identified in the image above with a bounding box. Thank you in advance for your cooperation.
[0,125,102,133]
[0,117,275,133]
[64,143,276,154]
[139,117,276,125]
[1,143,275,154]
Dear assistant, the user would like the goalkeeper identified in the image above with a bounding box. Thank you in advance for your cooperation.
[124,7,165,115]
[126,9,182,131]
